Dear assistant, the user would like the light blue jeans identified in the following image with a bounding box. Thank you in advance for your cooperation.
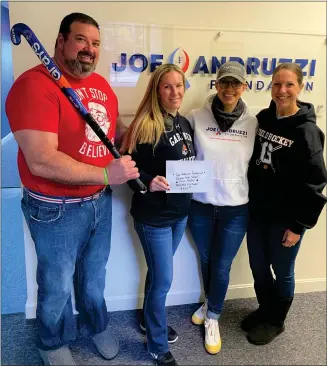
[134,216,187,356]
[22,187,112,350]
[188,200,248,319]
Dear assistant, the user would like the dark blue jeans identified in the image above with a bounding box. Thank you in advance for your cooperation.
[21,187,112,351]
[247,216,304,301]
[134,216,187,355]
[188,200,248,319]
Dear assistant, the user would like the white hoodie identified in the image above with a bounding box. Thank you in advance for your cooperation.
[186,95,258,206]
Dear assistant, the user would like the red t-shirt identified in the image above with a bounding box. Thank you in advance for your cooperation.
[6,64,118,197]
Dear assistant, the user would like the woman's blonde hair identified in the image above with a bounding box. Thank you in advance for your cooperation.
[121,63,186,154]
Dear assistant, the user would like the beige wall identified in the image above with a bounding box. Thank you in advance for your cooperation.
[9,1,326,316]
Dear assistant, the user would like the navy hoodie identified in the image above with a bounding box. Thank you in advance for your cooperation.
[127,114,195,227]
[248,100,327,234]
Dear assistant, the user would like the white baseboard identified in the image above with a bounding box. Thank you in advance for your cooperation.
[25,278,326,319]
[293,277,327,293]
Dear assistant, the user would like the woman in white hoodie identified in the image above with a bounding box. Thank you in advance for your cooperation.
[186,62,257,354]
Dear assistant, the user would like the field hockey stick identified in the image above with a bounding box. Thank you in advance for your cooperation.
[10,23,147,193]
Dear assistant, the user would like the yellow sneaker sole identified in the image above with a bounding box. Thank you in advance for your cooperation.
[205,340,222,355]
[192,314,204,325]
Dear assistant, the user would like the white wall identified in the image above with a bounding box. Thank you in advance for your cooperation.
[8,1,326,318]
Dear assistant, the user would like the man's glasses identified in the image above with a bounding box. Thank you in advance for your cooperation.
[218,79,243,89]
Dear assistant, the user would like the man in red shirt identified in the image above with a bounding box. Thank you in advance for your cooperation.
[6,12,139,365]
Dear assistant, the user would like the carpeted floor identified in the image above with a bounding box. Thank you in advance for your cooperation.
[2,291,326,365]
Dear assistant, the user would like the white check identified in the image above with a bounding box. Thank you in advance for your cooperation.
[166,160,213,193]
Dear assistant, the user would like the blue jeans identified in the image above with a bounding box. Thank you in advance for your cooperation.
[21,187,112,351]
[134,216,187,355]
[188,200,248,319]
[247,216,304,301]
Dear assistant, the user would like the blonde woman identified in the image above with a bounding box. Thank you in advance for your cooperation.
[121,64,195,366]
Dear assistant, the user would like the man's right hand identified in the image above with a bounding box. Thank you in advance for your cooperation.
[106,155,140,185]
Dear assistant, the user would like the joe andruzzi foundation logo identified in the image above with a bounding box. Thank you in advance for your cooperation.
[111,49,317,91]
[167,47,190,88]
[205,126,248,139]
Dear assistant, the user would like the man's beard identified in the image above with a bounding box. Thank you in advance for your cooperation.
[64,51,96,77]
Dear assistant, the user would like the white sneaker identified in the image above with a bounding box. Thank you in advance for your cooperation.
[191,299,208,325]
[204,317,222,354]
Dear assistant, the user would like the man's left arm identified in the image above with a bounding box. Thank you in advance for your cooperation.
[115,115,128,147]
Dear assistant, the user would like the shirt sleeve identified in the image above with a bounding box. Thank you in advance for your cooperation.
[6,76,60,133]
[288,128,327,234]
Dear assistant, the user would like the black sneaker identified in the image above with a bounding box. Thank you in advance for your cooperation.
[140,321,179,343]
[151,351,178,366]
[241,308,265,332]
